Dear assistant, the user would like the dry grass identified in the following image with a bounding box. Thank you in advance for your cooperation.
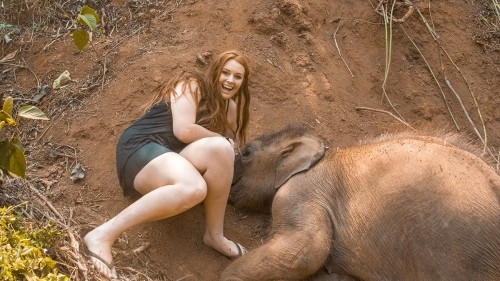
[368,0,500,169]
[474,0,500,51]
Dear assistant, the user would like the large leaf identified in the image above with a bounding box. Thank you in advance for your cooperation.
[0,139,26,178]
[17,105,49,120]
[77,14,98,31]
[0,140,7,168]
[3,96,13,116]
[78,5,100,28]
[0,121,4,132]
[72,29,89,51]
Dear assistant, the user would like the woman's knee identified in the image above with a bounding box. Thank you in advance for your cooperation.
[205,137,235,162]
[183,175,208,202]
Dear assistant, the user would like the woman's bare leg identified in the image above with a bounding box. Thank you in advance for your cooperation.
[180,136,245,257]
[84,152,207,278]
[84,136,242,278]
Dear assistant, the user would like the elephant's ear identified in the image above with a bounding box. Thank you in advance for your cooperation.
[274,136,325,189]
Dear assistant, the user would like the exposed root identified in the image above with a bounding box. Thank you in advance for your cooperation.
[375,0,415,23]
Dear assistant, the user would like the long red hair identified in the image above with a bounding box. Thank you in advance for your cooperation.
[146,50,251,144]
[203,50,251,144]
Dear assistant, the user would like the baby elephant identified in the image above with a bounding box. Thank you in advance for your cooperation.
[223,126,500,281]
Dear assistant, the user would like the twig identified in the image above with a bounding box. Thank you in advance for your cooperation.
[356,106,415,130]
[122,267,154,281]
[28,182,67,225]
[496,150,500,172]
[380,0,405,121]
[444,78,498,163]
[375,0,415,22]
[332,20,354,77]
[444,78,485,145]
[176,275,194,281]
[101,56,107,91]
[400,25,459,130]
[415,7,439,40]
[35,122,54,144]
[416,7,488,151]
[67,231,89,277]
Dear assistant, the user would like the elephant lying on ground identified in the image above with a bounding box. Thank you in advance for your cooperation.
[223,126,500,281]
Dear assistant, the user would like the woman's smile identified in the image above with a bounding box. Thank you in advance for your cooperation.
[219,59,245,99]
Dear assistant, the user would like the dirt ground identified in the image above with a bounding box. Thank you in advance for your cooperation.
[1,0,499,280]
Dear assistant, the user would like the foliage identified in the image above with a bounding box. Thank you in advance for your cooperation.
[0,96,49,178]
[0,204,69,280]
[72,5,101,51]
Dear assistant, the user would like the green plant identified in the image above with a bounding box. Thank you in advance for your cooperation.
[72,5,101,51]
[0,96,49,178]
[0,204,69,280]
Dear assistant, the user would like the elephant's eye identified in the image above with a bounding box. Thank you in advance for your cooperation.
[241,146,252,158]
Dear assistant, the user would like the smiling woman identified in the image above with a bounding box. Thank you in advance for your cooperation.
[83,50,252,279]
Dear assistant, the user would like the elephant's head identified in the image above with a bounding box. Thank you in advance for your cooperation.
[229,126,325,213]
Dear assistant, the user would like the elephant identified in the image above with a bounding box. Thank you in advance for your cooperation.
[223,126,500,281]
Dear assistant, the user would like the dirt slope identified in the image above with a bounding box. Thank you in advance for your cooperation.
[1,0,499,280]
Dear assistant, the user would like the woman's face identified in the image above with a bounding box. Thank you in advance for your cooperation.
[219,59,245,100]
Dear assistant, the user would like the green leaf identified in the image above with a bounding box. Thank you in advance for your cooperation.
[72,29,89,51]
[0,138,26,178]
[80,5,100,24]
[77,14,97,31]
[0,111,16,126]
[52,70,72,89]
[17,106,49,120]
[0,140,8,171]
[3,96,13,116]
[0,120,4,132]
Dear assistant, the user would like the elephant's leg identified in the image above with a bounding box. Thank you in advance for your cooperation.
[221,219,331,280]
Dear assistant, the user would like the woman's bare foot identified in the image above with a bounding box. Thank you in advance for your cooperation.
[84,228,118,279]
[203,234,247,259]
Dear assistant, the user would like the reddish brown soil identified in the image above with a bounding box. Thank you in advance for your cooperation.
[1,0,499,280]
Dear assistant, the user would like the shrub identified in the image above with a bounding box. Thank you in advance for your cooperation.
[0,204,69,280]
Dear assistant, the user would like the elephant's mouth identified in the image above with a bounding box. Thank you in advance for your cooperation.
[231,153,244,186]
[231,171,242,186]
[229,170,243,202]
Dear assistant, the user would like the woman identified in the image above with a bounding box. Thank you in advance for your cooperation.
[84,50,251,279]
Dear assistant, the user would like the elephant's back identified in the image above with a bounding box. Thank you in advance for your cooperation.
[325,139,500,280]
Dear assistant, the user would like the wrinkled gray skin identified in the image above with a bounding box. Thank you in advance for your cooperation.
[223,127,500,281]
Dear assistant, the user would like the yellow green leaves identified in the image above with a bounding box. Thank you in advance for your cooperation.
[0,205,69,280]
[0,138,26,178]
[0,96,49,178]
[72,5,100,51]
[3,95,13,116]
[72,29,89,51]
[77,5,100,31]
[18,106,49,120]
[1,96,16,128]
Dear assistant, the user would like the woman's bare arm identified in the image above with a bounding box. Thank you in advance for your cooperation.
[170,80,220,143]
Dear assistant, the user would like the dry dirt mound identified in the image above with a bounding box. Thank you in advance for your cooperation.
[1,0,499,280]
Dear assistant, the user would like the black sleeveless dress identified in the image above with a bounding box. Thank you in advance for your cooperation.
[116,101,187,196]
